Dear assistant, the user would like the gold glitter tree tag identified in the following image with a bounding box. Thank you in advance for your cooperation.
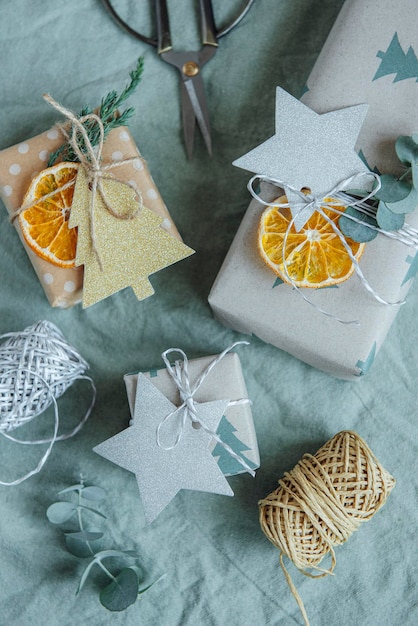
[69,167,194,307]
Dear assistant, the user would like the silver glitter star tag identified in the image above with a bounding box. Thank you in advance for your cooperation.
[233,87,370,230]
[93,374,233,523]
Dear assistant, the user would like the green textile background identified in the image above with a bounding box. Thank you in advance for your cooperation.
[0,1,416,624]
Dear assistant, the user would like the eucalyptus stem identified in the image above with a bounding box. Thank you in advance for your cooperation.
[46,478,160,611]
[77,487,94,558]
[95,558,118,584]
[399,167,412,181]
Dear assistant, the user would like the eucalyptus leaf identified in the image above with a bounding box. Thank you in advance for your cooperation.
[138,573,166,596]
[376,201,405,231]
[99,568,139,612]
[58,484,84,495]
[46,501,77,524]
[95,549,138,560]
[385,184,418,214]
[339,206,378,243]
[412,162,418,190]
[374,174,411,203]
[395,135,418,166]
[77,558,97,594]
[129,565,143,580]
[412,133,418,145]
[79,504,107,519]
[81,486,107,502]
[65,535,95,558]
[65,530,104,542]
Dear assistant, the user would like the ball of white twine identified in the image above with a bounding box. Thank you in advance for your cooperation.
[0,320,96,486]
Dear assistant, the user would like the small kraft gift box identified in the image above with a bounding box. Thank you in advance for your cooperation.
[94,345,259,523]
[0,64,194,308]
[209,0,418,380]
[124,351,260,478]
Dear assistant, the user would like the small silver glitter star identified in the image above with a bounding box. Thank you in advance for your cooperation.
[233,87,370,228]
[93,374,232,523]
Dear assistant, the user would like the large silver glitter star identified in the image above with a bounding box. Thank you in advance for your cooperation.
[93,374,232,523]
[233,87,370,228]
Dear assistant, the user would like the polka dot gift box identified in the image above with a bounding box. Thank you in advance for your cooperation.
[0,122,193,308]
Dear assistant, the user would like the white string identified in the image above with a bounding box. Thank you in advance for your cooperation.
[156,341,255,476]
[247,173,415,324]
[0,321,96,486]
[247,172,382,219]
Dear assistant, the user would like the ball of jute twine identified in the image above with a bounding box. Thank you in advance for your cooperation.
[0,320,96,486]
[259,431,395,626]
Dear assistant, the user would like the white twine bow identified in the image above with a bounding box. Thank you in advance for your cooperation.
[12,95,144,269]
[248,172,418,325]
[156,341,255,477]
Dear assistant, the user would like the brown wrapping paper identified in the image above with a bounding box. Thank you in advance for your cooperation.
[0,125,181,308]
[124,352,260,476]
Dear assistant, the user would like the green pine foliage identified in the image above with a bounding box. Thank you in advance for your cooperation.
[47,57,145,167]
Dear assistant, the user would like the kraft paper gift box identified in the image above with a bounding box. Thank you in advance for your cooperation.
[124,352,260,476]
[0,125,183,308]
[208,0,418,380]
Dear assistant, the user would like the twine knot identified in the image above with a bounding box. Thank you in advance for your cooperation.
[12,95,145,269]
[247,172,418,324]
[156,342,255,476]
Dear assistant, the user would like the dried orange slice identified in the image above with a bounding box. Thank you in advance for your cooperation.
[258,195,365,288]
[18,162,79,268]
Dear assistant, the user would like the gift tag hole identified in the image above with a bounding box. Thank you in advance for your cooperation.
[192,422,201,430]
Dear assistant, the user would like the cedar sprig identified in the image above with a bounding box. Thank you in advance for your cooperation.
[47,56,145,167]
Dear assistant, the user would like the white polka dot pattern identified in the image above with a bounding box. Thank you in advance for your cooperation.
[47,129,59,140]
[64,281,76,293]
[43,273,54,285]
[9,164,21,176]
[146,188,158,200]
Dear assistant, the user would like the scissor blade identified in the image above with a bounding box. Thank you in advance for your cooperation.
[181,82,196,160]
[183,76,212,157]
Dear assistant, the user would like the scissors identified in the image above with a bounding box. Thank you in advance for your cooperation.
[102,0,255,158]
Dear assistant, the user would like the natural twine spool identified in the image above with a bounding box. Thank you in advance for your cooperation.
[0,320,95,486]
[259,431,395,626]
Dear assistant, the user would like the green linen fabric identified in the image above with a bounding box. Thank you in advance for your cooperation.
[0,1,416,625]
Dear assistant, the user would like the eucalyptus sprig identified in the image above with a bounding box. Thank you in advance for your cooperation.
[46,476,162,612]
[47,56,145,167]
[339,134,418,242]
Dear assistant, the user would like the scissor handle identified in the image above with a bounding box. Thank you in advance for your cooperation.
[155,0,172,53]
[199,0,217,47]
[102,0,256,46]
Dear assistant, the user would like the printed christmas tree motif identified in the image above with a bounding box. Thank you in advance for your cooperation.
[374,33,418,83]
[272,277,284,288]
[355,342,376,377]
[212,415,257,476]
[69,167,194,307]
[401,252,418,286]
